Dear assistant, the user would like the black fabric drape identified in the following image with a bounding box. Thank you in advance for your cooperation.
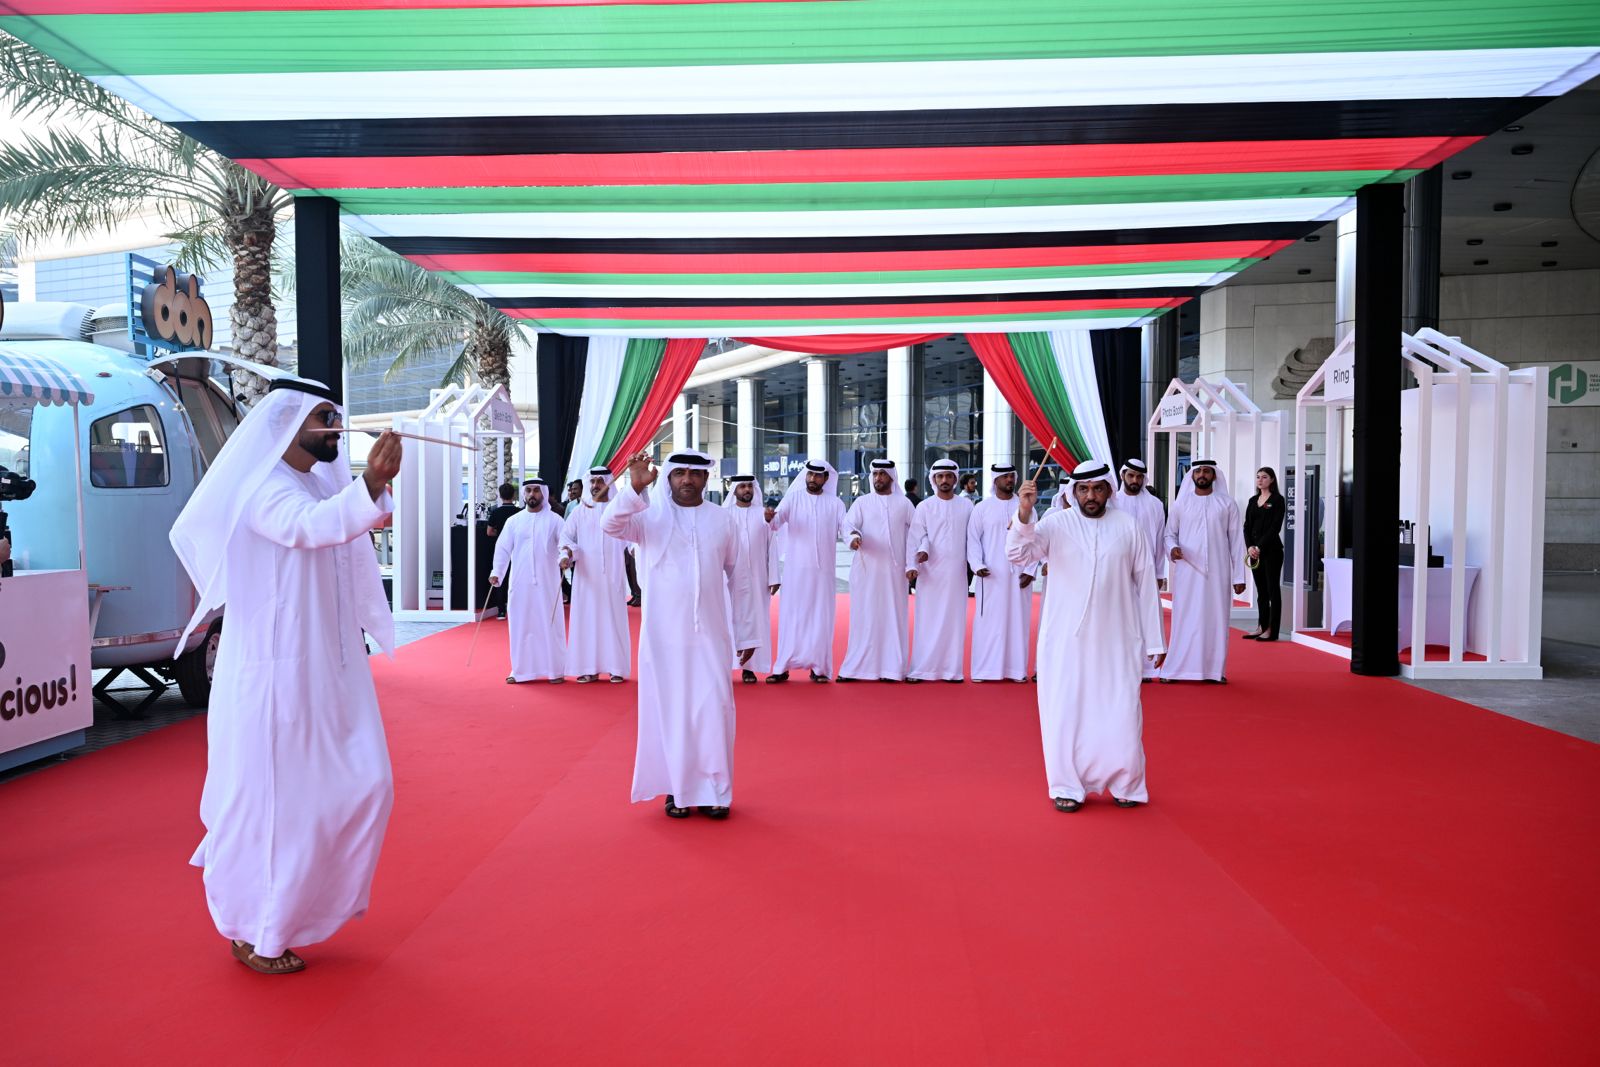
[1090,327,1143,467]
[536,334,588,488]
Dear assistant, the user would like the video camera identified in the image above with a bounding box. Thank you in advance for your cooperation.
[0,466,34,578]
[0,467,36,502]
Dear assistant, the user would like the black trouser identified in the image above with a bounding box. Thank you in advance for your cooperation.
[624,549,641,602]
[1252,540,1284,637]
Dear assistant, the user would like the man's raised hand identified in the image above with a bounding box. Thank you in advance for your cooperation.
[1016,479,1038,521]
[627,451,657,494]
[362,431,403,500]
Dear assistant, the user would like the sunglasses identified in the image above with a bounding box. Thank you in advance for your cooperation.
[312,409,344,428]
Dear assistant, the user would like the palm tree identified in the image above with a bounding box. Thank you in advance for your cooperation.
[0,34,291,400]
[338,234,528,496]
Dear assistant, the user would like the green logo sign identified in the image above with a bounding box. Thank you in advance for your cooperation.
[1549,363,1599,407]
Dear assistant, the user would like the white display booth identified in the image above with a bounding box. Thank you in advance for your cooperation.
[0,348,95,772]
[1146,376,1283,616]
[1290,330,1546,679]
[391,384,525,624]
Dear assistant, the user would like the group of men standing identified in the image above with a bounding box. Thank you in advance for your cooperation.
[488,469,636,685]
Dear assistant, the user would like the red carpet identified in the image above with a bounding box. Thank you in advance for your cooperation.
[1304,628,1490,663]
[1,597,1596,1065]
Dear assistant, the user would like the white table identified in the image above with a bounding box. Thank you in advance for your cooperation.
[1320,558,1480,652]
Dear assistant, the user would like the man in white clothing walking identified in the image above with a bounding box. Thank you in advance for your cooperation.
[1160,460,1246,683]
[906,458,973,683]
[837,458,915,683]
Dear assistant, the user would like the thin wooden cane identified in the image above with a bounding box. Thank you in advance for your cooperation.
[464,584,497,667]
[1032,435,1059,483]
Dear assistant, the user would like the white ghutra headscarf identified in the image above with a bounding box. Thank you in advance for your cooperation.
[168,377,393,656]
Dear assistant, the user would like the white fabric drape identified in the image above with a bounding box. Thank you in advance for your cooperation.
[562,335,629,489]
[1048,328,1114,465]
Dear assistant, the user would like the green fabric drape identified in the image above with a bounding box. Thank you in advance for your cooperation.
[1008,331,1094,463]
[590,337,665,468]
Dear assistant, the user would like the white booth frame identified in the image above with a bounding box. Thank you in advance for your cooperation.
[1146,375,1283,617]
[1289,329,1546,680]
[391,384,527,624]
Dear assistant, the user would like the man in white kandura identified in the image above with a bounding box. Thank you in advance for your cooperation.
[907,458,974,683]
[723,473,777,684]
[169,377,401,975]
[490,478,567,684]
[1115,458,1169,680]
[603,450,758,818]
[768,459,849,684]
[837,458,915,683]
[560,466,631,684]
[1160,459,1246,684]
[968,463,1036,683]
[1007,460,1165,811]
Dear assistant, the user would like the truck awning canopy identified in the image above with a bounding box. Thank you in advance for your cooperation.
[0,347,95,408]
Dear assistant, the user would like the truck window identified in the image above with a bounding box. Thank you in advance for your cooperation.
[176,376,239,468]
[89,405,169,488]
[0,408,30,479]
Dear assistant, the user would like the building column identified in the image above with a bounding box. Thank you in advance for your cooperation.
[1402,165,1442,337]
[736,377,763,477]
[671,393,690,453]
[1334,207,1359,345]
[294,196,341,400]
[805,357,837,463]
[886,345,921,472]
[1351,183,1403,678]
[981,368,1019,480]
[702,398,725,468]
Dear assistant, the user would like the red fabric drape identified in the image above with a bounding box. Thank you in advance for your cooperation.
[732,333,946,355]
[965,332,1078,472]
[605,337,707,470]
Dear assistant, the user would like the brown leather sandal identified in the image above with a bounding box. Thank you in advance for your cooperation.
[231,940,306,974]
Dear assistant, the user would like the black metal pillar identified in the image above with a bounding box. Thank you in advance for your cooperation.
[1350,184,1403,677]
[294,196,342,400]
[1402,165,1442,336]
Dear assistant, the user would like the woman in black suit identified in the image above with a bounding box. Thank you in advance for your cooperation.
[1243,466,1285,641]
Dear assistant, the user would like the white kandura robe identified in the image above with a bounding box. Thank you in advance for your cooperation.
[192,463,394,958]
[907,494,974,681]
[967,495,1035,682]
[561,499,631,679]
[838,491,915,680]
[1115,487,1169,679]
[1161,490,1245,682]
[770,493,848,676]
[1007,507,1164,802]
[727,502,776,672]
[603,483,757,806]
[492,507,567,681]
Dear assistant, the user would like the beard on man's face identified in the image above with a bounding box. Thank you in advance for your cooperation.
[805,474,825,494]
[735,484,755,503]
[300,429,340,463]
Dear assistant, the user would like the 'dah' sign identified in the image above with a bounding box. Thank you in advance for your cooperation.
[140,265,214,351]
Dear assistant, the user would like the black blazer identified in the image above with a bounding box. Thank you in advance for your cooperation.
[1243,493,1285,550]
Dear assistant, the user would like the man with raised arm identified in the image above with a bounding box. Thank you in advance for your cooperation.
[603,451,757,818]
[1006,461,1165,812]
[169,377,402,975]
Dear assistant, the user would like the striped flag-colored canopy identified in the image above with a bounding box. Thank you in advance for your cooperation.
[2,1,1598,337]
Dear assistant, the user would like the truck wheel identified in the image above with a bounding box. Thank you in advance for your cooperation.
[175,621,221,708]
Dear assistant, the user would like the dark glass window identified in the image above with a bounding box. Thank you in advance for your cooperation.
[89,405,169,488]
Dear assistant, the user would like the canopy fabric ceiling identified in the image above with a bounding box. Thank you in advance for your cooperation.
[2,2,1598,337]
